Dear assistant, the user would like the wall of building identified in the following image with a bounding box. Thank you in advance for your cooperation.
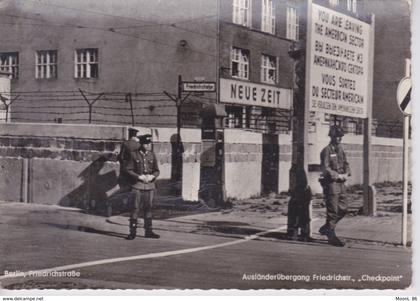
[1,0,218,93]
[219,0,296,42]
[218,0,294,88]
[0,0,218,126]
[364,0,411,124]
[219,22,294,88]
[218,0,295,134]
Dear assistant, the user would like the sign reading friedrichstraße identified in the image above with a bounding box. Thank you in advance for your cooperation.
[308,4,372,118]
[220,78,292,109]
[182,82,216,92]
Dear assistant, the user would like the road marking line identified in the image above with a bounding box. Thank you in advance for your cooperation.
[0,224,289,281]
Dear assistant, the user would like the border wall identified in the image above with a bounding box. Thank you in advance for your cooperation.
[0,124,409,208]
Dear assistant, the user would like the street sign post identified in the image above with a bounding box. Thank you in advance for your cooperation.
[182,82,216,92]
[397,73,411,247]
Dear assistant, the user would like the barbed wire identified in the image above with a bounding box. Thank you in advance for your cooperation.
[0,90,406,137]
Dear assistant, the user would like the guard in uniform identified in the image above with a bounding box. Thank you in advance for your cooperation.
[117,128,141,190]
[319,125,351,247]
[106,128,141,217]
[125,134,160,240]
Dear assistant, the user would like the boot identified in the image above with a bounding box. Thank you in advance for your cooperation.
[126,218,137,240]
[328,234,345,247]
[144,218,160,239]
[319,224,345,247]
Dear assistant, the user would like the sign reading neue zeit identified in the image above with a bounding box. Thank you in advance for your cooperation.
[308,4,372,118]
[220,79,292,109]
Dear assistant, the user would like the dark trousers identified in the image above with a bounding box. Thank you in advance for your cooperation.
[130,189,154,228]
[287,194,311,237]
[324,183,347,229]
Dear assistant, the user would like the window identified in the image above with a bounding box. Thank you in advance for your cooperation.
[74,48,98,79]
[329,0,339,7]
[36,50,57,79]
[225,106,251,129]
[233,0,251,27]
[287,5,299,41]
[347,0,357,13]
[346,120,357,135]
[261,0,275,34]
[261,54,277,84]
[225,106,243,129]
[231,47,249,80]
[0,52,18,79]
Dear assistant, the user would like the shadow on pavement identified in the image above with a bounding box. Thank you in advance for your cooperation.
[43,222,127,239]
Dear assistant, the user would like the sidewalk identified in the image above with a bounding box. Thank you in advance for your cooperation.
[108,197,412,247]
[0,181,412,248]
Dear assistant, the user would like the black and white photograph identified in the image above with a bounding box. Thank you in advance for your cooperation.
[0,0,415,294]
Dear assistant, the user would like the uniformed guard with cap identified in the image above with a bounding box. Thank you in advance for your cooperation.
[105,128,141,217]
[124,134,160,240]
[319,125,351,247]
[117,128,141,190]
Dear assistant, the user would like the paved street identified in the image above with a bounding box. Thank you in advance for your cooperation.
[0,194,412,290]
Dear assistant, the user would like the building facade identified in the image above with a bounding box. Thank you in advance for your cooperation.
[0,0,410,132]
[0,0,299,133]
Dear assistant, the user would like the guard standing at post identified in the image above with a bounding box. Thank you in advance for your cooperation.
[125,134,160,240]
[319,125,351,247]
[106,128,141,217]
[117,128,141,190]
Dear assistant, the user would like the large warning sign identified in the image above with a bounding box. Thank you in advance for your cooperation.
[308,4,372,118]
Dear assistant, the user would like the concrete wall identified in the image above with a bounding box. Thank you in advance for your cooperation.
[223,128,408,198]
[0,123,201,209]
[223,129,292,199]
[151,127,202,201]
[0,123,125,205]
[224,129,263,199]
[0,123,409,204]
